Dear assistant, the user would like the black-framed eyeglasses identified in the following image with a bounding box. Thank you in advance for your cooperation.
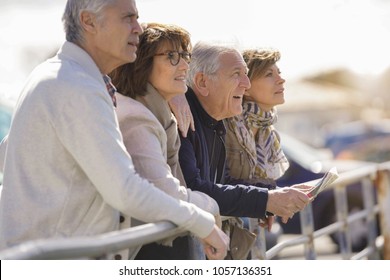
[154,51,191,66]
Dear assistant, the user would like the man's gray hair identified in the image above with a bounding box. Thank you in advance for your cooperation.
[187,41,240,88]
[62,0,117,44]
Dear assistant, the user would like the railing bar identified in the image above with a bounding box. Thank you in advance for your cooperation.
[0,161,388,260]
[351,247,374,260]
[0,221,183,260]
[266,235,309,259]
[269,204,381,259]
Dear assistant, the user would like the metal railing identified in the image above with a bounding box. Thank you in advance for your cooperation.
[265,163,388,260]
[1,162,389,260]
[0,221,186,260]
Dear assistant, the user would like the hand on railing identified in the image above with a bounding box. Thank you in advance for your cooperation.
[201,224,230,260]
[258,215,275,232]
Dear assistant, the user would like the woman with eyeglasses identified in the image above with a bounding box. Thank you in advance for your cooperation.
[109,22,223,260]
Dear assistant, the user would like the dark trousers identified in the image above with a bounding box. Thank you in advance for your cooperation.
[135,236,191,260]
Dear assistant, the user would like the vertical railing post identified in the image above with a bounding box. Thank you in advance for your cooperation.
[249,219,267,260]
[299,202,316,259]
[188,236,206,260]
[361,176,380,259]
[376,166,390,260]
[334,184,352,259]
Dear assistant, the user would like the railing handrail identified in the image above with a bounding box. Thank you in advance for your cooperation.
[0,221,185,260]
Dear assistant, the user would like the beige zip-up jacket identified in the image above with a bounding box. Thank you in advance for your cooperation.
[0,42,215,253]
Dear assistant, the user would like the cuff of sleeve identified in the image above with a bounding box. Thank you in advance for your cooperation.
[179,201,215,239]
[266,211,274,217]
[184,202,216,239]
[188,190,220,216]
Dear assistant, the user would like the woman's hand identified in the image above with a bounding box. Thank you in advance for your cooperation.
[168,95,194,137]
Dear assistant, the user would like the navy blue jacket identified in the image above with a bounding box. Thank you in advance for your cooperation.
[179,88,273,218]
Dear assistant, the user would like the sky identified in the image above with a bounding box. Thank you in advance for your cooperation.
[1,0,390,100]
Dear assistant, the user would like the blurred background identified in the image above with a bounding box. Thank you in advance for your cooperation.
[1,0,390,162]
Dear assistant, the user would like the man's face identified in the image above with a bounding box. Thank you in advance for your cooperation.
[206,51,251,120]
[93,0,143,72]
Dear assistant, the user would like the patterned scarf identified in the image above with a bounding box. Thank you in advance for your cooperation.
[235,101,289,180]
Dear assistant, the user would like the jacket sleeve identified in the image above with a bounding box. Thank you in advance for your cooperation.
[0,135,8,173]
[224,165,277,190]
[179,131,269,218]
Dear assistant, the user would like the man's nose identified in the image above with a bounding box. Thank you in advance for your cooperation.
[241,74,251,90]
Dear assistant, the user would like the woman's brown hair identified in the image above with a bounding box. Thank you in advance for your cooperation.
[243,48,281,81]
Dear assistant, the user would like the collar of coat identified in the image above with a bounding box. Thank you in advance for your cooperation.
[186,87,226,137]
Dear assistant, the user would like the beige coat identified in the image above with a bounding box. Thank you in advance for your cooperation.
[115,87,220,257]
[116,87,219,213]
[224,116,276,186]
[224,117,255,181]
[135,84,187,187]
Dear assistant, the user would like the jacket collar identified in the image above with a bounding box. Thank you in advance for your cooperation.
[136,83,172,128]
[57,41,105,89]
[187,87,226,136]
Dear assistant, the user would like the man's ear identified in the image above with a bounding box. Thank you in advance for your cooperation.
[193,72,209,97]
[80,11,97,34]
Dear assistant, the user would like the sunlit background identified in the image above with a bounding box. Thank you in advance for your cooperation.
[1,0,390,162]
